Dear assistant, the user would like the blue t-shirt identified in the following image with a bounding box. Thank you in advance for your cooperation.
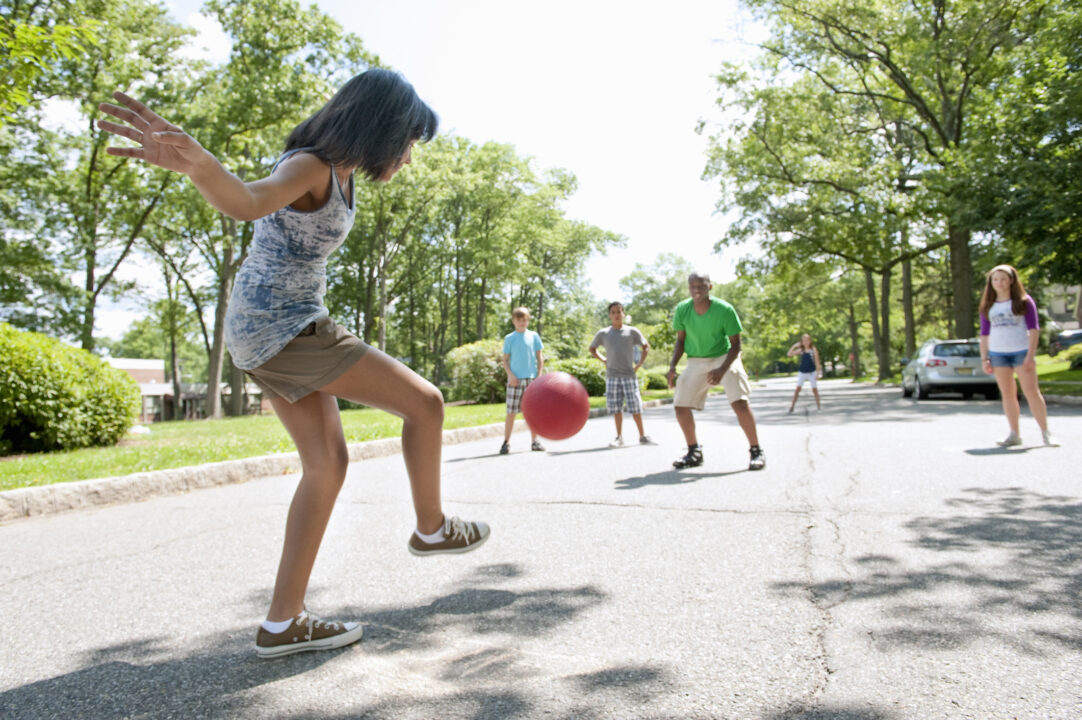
[503,330,543,379]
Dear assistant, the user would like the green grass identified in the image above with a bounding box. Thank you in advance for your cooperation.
[0,391,682,491]
[1036,355,1082,396]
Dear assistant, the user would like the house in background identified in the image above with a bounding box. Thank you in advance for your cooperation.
[107,358,174,423]
[1046,284,1080,329]
[107,358,268,422]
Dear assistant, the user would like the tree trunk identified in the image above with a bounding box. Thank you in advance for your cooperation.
[476,276,487,340]
[81,247,97,352]
[902,255,916,359]
[168,318,182,421]
[863,268,882,378]
[378,268,387,352]
[878,268,892,381]
[205,242,234,419]
[948,222,975,338]
[535,291,544,337]
[848,303,861,380]
[229,361,245,416]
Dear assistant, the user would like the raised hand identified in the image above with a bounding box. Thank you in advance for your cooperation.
[97,91,211,175]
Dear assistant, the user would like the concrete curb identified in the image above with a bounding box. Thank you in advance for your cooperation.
[1046,394,1082,407]
[0,398,675,523]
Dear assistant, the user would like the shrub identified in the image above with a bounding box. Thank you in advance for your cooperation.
[644,371,668,390]
[1065,344,1082,370]
[0,324,141,455]
[546,357,606,396]
[446,339,506,403]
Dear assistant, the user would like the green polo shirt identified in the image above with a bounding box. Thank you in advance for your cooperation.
[673,297,743,357]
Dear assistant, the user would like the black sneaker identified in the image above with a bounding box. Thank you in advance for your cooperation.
[531,439,545,451]
[673,445,703,469]
[749,446,765,471]
[499,442,510,455]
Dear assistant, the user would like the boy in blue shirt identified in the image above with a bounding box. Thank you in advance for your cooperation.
[501,307,545,454]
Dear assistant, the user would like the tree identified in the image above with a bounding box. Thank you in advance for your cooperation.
[704,64,947,378]
[0,1,96,122]
[961,0,1081,289]
[143,0,375,417]
[740,0,1051,338]
[618,253,695,326]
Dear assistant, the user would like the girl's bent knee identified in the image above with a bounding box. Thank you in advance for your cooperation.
[413,384,445,425]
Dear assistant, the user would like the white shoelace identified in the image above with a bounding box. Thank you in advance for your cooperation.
[295,610,341,641]
[445,516,476,543]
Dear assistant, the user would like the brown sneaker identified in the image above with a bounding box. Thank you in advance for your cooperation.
[408,515,491,556]
[255,610,363,659]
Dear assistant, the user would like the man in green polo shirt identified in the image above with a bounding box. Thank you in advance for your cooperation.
[666,272,765,471]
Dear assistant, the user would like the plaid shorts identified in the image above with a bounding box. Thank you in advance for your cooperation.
[606,375,643,414]
[506,377,533,414]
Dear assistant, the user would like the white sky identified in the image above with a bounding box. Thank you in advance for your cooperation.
[97,0,766,338]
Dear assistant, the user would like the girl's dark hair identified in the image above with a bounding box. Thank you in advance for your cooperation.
[285,68,438,181]
[608,301,624,312]
[978,264,1028,318]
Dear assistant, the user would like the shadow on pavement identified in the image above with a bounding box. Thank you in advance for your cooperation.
[0,572,615,720]
[615,468,747,490]
[764,707,897,719]
[772,486,1082,653]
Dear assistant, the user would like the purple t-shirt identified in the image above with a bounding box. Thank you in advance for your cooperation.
[980,296,1039,353]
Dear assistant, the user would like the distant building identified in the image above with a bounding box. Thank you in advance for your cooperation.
[107,358,174,423]
[107,358,268,422]
[1046,284,1080,329]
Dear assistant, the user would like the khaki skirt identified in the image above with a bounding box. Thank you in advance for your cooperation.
[245,316,369,403]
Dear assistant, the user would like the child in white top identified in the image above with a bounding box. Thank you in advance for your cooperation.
[978,264,1058,447]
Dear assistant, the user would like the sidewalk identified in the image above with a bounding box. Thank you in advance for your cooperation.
[0,399,674,523]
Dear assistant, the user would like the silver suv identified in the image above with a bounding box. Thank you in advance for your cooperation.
[901,338,999,400]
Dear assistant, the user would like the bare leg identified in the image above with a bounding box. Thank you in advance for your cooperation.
[632,413,645,437]
[614,411,623,437]
[675,406,697,446]
[789,386,801,412]
[321,348,445,534]
[266,392,349,622]
[812,387,821,409]
[1016,364,1049,432]
[504,413,515,444]
[731,399,760,447]
[993,366,1021,434]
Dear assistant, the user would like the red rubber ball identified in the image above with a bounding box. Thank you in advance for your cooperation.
[520,371,590,440]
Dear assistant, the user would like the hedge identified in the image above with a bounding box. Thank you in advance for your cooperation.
[545,357,607,396]
[0,324,141,454]
[445,339,506,403]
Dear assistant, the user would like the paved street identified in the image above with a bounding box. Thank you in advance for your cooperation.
[1,378,1080,719]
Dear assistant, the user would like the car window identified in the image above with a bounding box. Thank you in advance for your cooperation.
[933,343,980,357]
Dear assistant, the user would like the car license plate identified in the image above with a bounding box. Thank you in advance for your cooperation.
[955,367,973,376]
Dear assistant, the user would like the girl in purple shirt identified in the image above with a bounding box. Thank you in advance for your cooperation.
[978,264,1058,447]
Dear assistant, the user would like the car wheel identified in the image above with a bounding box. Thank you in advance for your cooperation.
[901,379,913,398]
[915,377,930,400]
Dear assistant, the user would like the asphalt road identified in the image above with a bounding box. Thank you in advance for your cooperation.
[1,378,1080,719]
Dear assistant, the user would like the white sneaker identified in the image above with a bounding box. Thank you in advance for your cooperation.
[1042,430,1060,447]
[609,436,624,448]
[996,432,1022,448]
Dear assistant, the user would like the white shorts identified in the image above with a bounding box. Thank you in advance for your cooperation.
[796,371,817,389]
[673,356,752,410]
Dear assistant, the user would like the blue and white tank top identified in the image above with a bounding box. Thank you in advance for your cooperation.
[225,149,356,369]
[798,350,816,373]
